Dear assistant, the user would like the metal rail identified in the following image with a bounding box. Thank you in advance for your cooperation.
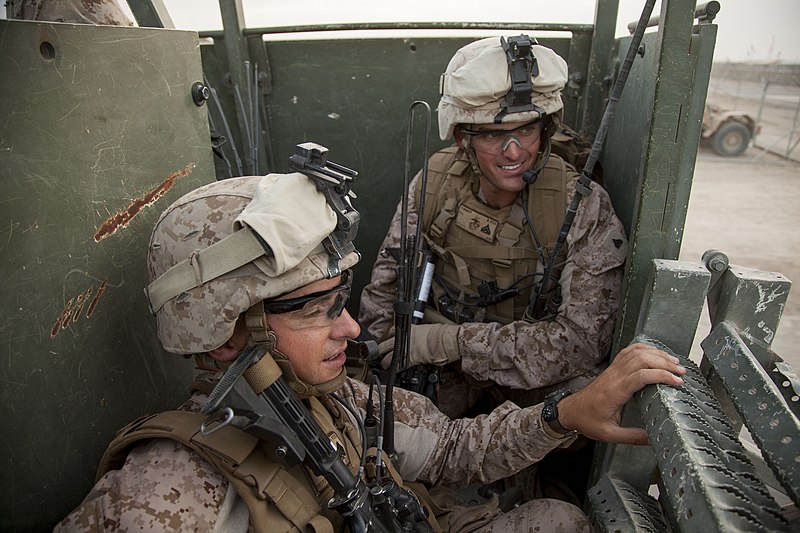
[589,475,667,532]
[626,0,720,33]
[200,21,594,39]
[634,336,789,532]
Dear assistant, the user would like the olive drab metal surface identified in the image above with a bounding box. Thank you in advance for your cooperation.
[199,32,590,310]
[601,0,718,351]
[0,19,215,529]
[7,0,791,530]
[590,257,796,532]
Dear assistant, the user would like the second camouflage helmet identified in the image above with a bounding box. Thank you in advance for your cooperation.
[145,173,360,355]
[438,35,568,140]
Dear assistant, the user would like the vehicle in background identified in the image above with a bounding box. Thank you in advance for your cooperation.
[3,1,797,531]
[701,101,759,156]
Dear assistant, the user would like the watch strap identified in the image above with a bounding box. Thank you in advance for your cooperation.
[542,388,574,436]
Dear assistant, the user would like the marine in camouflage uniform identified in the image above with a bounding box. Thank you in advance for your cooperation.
[6,0,134,25]
[359,36,628,419]
[53,158,684,532]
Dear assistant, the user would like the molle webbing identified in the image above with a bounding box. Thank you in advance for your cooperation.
[418,146,569,253]
[421,146,469,241]
[416,146,571,322]
[97,410,335,533]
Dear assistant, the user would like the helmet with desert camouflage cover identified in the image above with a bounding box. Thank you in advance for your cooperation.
[145,171,360,356]
[438,35,568,141]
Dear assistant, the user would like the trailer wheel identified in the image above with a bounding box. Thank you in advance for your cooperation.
[711,121,751,157]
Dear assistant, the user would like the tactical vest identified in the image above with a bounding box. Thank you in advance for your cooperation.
[97,376,443,533]
[98,401,347,532]
[416,146,572,323]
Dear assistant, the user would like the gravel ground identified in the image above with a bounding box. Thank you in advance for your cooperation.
[680,70,800,370]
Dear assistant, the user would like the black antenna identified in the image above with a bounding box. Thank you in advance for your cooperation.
[383,100,431,456]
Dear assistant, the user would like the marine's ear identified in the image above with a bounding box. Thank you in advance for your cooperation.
[208,340,240,362]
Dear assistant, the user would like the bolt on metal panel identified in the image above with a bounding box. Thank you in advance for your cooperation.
[0,19,214,530]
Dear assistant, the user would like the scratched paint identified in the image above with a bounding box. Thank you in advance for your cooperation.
[86,279,107,318]
[754,283,788,314]
[757,320,776,344]
[51,279,108,338]
[93,162,196,242]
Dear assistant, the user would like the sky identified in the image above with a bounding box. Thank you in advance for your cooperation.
[1,0,798,63]
[156,0,798,64]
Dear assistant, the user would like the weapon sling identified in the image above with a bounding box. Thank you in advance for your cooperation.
[525,0,658,321]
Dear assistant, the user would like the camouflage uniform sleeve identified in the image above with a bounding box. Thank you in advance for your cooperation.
[358,174,421,341]
[53,439,246,532]
[339,378,576,487]
[459,180,628,389]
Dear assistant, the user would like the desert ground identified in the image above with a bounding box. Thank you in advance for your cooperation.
[681,83,800,371]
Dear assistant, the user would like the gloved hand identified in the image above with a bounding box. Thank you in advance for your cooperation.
[379,323,461,371]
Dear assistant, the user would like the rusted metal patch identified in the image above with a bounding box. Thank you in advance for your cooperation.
[93,162,196,242]
[51,279,108,338]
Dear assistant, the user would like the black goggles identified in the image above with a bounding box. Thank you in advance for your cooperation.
[262,270,352,321]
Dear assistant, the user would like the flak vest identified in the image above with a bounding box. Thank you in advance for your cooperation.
[416,146,572,323]
[97,376,445,533]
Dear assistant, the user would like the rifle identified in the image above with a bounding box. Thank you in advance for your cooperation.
[202,345,432,532]
[524,0,657,322]
[201,143,432,531]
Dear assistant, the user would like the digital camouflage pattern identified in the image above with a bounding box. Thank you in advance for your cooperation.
[437,36,568,140]
[53,394,236,531]
[146,175,358,354]
[6,0,134,26]
[359,152,628,417]
[55,378,591,532]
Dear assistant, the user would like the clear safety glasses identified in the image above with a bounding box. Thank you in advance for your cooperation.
[460,121,543,155]
[262,270,352,329]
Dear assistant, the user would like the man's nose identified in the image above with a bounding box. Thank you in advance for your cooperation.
[333,308,361,338]
[501,135,524,154]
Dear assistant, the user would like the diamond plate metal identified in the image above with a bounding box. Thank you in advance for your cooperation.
[589,475,667,532]
[635,336,790,532]
[701,321,800,507]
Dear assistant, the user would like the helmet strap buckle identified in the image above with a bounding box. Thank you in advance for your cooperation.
[245,303,272,345]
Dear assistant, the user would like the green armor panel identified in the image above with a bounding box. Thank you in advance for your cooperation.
[0,19,215,529]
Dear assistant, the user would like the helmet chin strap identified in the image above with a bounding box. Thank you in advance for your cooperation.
[522,132,552,185]
[244,303,346,399]
[461,138,484,182]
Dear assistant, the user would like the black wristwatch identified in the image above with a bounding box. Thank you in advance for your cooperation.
[542,388,573,436]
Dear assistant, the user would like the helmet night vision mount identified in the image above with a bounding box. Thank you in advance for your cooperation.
[289,142,360,276]
[497,34,542,121]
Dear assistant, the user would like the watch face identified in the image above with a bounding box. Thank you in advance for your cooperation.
[542,404,556,421]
